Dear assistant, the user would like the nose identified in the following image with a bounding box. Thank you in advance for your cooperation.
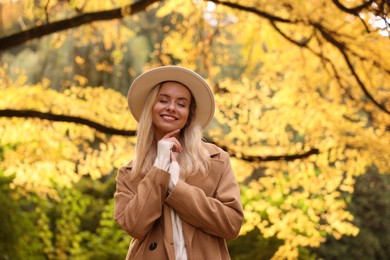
[167,101,176,111]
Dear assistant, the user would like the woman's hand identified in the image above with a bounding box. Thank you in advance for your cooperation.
[160,129,183,153]
[154,129,182,170]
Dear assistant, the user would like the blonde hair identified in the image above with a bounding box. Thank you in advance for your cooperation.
[132,83,210,178]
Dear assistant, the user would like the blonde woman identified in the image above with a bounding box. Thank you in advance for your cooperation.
[114,66,243,260]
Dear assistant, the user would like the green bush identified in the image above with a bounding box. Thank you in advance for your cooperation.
[0,175,44,260]
[311,168,390,259]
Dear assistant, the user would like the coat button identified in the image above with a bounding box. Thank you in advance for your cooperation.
[149,242,157,251]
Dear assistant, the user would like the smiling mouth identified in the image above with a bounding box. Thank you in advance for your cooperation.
[161,115,177,121]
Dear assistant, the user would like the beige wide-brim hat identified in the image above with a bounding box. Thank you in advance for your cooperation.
[127,66,215,129]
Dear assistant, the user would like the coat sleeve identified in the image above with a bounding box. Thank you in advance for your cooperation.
[114,165,171,241]
[165,150,244,240]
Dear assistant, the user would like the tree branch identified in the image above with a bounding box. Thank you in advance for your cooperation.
[270,21,313,47]
[219,144,320,162]
[313,23,390,115]
[330,0,389,35]
[208,0,298,24]
[0,0,160,52]
[332,0,374,15]
[224,0,389,115]
[0,108,320,162]
[0,109,136,136]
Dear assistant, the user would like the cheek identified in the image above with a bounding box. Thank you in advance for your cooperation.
[151,104,160,120]
[181,108,190,121]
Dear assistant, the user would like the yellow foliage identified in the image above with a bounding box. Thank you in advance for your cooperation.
[0,79,136,198]
[1,0,390,259]
[156,0,204,18]
[0,83,136,130]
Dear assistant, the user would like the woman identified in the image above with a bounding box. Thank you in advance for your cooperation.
[114,66,243,260]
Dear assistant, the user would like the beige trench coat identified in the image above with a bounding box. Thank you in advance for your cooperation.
[114,142,244,260]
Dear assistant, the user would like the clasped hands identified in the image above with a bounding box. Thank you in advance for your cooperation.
[154,129,182,191]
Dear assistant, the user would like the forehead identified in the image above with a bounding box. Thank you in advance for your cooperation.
[159,81,192,100]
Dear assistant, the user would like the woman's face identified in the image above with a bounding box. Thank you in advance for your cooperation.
[152,81,192,139]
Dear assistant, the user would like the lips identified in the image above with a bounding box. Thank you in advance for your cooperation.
[161,114,178,121]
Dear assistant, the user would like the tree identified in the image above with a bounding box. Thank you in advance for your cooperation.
[312,167,390,260]
[0,175,44,259]
[0,0,389,259]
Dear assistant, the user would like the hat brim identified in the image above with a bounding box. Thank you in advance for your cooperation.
[127,66,215,129]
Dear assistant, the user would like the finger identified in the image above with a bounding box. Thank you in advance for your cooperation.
[162,129,180,139]
[169,138,183,153]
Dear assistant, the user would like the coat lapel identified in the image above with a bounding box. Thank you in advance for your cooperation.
[181,143,225,255]
[185,143,224,197]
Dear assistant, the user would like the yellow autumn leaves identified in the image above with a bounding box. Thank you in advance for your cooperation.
[1,0,390,259]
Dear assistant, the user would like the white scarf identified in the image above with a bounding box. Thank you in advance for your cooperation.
[154,142,187,260]
[168,161,187,260]
[170,209,187,260]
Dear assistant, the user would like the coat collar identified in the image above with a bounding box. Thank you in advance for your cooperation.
[124,142,221,171]
[202,142,221,158]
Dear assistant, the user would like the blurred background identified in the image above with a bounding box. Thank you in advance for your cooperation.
[0,0,389,259]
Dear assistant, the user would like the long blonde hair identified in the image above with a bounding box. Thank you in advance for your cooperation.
[132,83,210,178]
